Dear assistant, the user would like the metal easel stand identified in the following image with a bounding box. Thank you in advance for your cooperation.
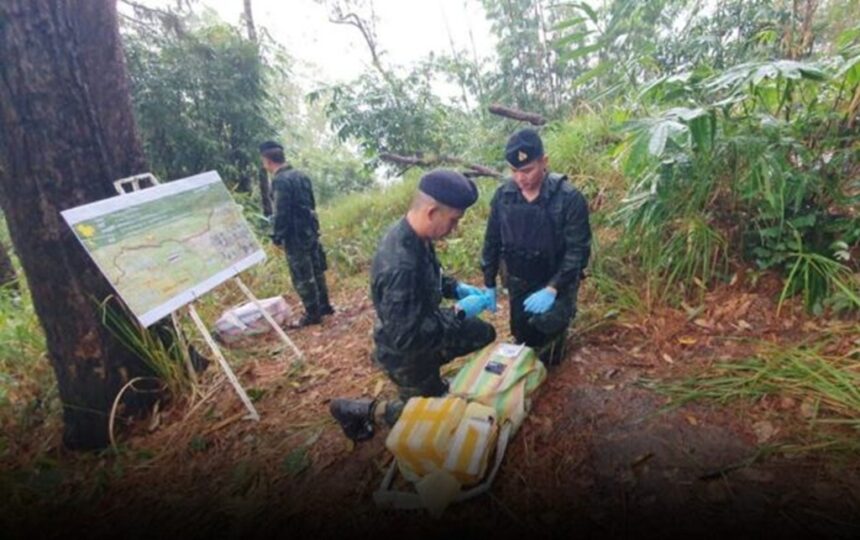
[233,277,304,365]
[112,172,304,421]
[186,304,259,420]
[372,421,513,510]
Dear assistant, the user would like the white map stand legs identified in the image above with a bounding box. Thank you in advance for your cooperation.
[233,277,304,364]
[110,173,266,421]
[187,304,260,421]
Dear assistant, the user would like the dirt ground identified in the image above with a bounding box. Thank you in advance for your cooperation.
[4,278,860,539]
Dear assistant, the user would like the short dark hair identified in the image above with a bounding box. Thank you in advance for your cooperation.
[262,148,285,164]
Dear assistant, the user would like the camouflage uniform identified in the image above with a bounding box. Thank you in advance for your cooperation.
[372,218,496,425]
[271,165,331,319]
[481,173,591,365]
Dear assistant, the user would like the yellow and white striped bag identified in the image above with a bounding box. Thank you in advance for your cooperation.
[384,396,466,481]
[443,402,498,485]
[449,343,546,432]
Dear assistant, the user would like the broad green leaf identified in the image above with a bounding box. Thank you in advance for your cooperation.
[559,42,604,63]
[688,114,713,154]
[835,54,860,87]
[836,25,860,50]
[554,30,594,49]
[648,120,688,157]
[575,2,599,24]
[789,214,816,228]
[552,17,587,31]
[664,107,707,122]
[571,60,611,88]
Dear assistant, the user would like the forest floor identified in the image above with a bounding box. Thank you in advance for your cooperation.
[3,274,860,538]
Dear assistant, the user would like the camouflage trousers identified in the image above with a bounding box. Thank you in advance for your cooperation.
[374,317,496,426]
[285,241,331,317]
[508,276,579,367]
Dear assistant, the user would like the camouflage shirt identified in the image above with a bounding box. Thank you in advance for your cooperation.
[481,172,591,290]
[371,218,460,354]
[271,165,320,249]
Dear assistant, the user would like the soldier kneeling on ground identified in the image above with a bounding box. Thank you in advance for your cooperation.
[330,170,496,441]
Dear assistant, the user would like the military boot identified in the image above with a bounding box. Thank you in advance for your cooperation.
[290,311,322,328]
[329,398,376,441]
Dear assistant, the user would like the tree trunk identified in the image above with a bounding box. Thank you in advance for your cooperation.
[236,173,253,193]
[258,167,273,217]
[0,0,159,450]
[0,240,17,290]
[243,0,258,43]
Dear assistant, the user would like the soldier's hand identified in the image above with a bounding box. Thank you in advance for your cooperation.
[455,282,483,300]
[483,287,497,313]
[524,287,556,314]
[456,294,490,319]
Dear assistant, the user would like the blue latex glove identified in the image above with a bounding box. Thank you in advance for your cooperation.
[484,287,497,313]
[456,294,489,319]
[523,287,557,314]
[456,282,483,300]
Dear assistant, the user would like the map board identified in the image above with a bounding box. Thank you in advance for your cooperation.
[62,171,265,327]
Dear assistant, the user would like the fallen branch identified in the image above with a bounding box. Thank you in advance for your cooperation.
[488,104,547,126]
[378,152,501,178]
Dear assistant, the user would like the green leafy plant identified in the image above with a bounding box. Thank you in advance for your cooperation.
[100,300,194,399]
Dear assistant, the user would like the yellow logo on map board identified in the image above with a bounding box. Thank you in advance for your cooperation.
[76,224,96,238]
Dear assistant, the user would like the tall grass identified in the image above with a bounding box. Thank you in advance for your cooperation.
[0,289,48,408]
[648,340,860,451]
[100,301,194,398]
[0,225,54,454]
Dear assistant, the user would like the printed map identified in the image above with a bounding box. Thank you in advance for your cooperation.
[62,172,265,326]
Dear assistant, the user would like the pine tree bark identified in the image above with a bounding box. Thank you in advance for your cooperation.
[0,0,159,450]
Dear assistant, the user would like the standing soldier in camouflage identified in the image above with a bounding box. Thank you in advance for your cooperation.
[481,129,591,366]
[259,141,334,328]
[329,170,496,441]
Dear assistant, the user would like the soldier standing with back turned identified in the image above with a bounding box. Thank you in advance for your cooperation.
[259,141,334,328]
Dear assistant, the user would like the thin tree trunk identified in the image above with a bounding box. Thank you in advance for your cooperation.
[0,240,17,290]
[0,0,159,450]
[243,0,258,43]
[258,167,273,217]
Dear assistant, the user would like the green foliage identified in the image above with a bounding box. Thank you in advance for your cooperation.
[0,289,47,409]
[310,67,471,166]
[554,0,822,100]
[616,52,860,311]
[480,0,580,114]
[123,11,276,188]
[0,222,53,448]
[291,144,374,205]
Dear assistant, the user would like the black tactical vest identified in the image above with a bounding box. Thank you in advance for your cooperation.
[498,173,566,285]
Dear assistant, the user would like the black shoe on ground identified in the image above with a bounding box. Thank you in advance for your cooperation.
[289,313,322,329]
[320,304,335,316]
[329,398,375,441]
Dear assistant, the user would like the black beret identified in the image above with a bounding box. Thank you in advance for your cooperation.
[418,169,478,210]
[259,140,283,153]
[505,128,544,168]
